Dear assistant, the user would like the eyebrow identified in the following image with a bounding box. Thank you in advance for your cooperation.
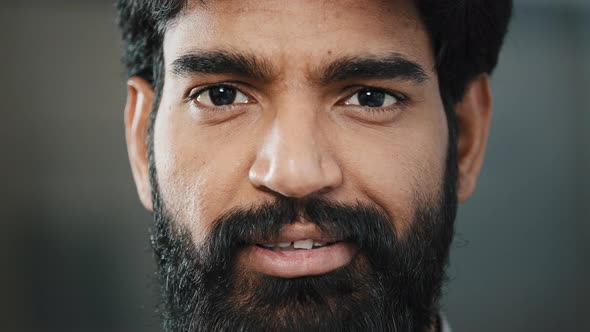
[171,50,273,80]
[321,54,429,84]
[171,50,428,85]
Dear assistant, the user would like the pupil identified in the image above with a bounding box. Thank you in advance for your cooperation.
[209,86,237,106]
[358,89,385,107]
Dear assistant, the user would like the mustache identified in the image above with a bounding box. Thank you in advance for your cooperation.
[151,194,453,332]
[193,197,399,270]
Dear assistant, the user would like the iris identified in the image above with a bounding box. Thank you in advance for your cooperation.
[208,85,237,106]
[357,88,386,107]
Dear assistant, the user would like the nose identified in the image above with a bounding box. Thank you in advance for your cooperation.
[249,108,343,198]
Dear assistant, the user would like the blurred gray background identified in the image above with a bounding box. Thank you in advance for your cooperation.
[1,0,588,331]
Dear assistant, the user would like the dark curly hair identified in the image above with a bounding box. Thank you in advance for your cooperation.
[116,0,512,105]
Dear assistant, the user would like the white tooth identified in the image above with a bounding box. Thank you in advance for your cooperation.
[313,241,327,247]
[261,243,276,248]
[277,242,292,248]
[293,239,314,249]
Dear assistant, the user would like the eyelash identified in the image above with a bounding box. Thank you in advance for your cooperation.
[341,86,408,113]
[186,83,408,112]
[187,83,245,102]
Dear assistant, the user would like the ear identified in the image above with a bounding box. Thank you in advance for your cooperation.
[124,76,155,212]
[456,74,493,203]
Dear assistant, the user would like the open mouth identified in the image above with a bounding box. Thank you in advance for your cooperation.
[256,239,338,251]
[236,221,357,278]
[243,241,356,278]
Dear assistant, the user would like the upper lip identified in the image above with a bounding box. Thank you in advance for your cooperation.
[255,221,343,244]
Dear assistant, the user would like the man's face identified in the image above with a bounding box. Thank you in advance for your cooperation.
[157,0,447,249]
[124,0,491,330]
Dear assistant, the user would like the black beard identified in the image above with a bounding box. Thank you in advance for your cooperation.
[146,89,459,332]
[150,184,456,332]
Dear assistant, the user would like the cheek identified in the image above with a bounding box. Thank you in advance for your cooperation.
[340,105,448,232]
[152,101,259,241]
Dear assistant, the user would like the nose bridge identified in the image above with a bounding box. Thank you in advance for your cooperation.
[274,106,317,167]
[249,102,342,198]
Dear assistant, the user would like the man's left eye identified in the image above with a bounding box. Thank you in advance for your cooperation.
[343,88,399,108]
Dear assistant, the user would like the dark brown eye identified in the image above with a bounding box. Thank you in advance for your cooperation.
[344,88,398,108]
[194,85,249,106]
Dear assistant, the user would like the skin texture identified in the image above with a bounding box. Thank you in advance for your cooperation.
[124,0,492,330]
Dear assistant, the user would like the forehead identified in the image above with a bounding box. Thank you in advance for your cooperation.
[163,0,433,75]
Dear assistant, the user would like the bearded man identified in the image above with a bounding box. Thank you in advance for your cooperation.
[116,0,512,331]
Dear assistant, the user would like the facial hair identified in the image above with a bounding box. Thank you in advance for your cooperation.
[146,82,459,332]
[149,171,456,332]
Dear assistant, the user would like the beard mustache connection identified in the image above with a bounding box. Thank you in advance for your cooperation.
[150,190,456,332]
[146,92,460,332]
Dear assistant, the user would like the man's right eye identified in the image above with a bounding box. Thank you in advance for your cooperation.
[190,84,251,107]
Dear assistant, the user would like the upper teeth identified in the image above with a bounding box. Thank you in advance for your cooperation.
[293,239,314,249]
[260,239,329,249]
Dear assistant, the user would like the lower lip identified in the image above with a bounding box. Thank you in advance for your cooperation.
[239,242,358,278]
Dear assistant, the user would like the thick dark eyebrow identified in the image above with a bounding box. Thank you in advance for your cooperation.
[321,54,429,84]
[170,50,273,80]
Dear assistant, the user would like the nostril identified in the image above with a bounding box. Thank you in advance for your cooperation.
[249,152,344,197]
[248,168,262,185]
[322,161,343,188]
[248,131,343,197]
[276,185,313,199]
[271,175,331,198]
[248,159,272,187]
